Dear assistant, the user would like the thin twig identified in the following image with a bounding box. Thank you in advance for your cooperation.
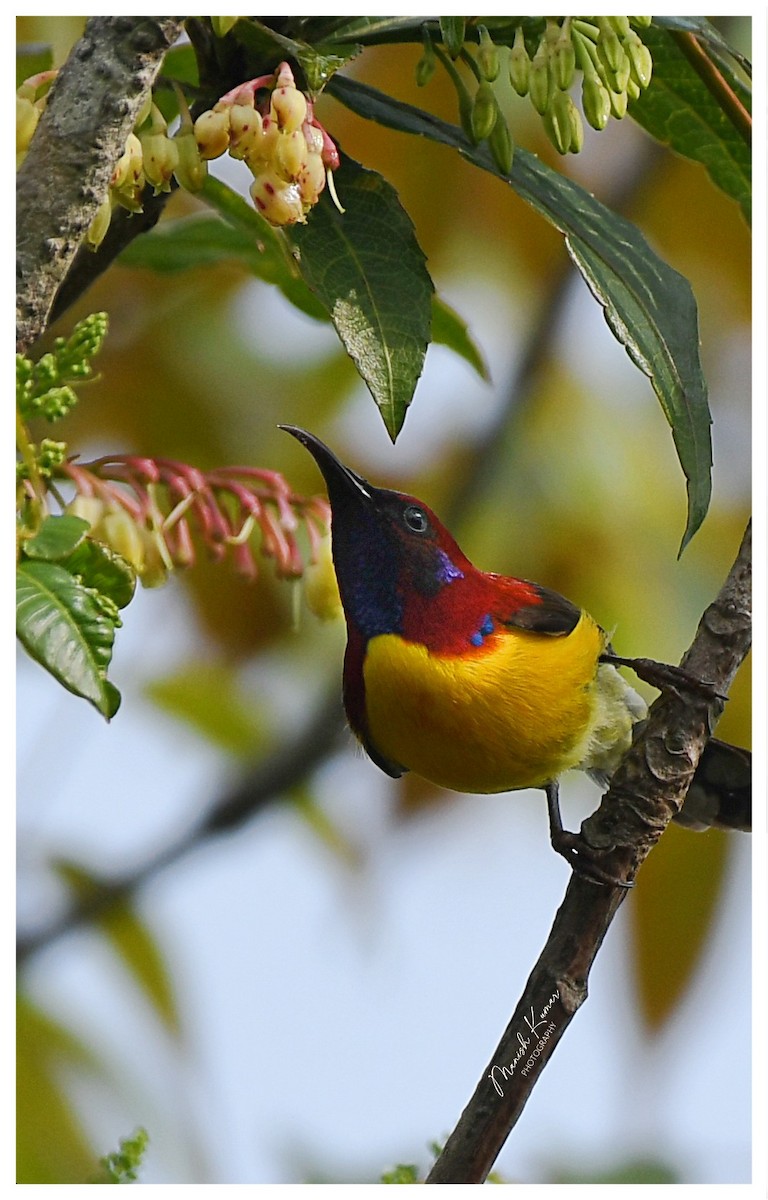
[426,522,751,1183]
[671,30,751,146]
[16,686,347,967]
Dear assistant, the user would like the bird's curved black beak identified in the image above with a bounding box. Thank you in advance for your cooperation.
[279,425,373,504]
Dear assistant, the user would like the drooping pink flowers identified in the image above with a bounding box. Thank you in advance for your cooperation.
[61,454,330,587]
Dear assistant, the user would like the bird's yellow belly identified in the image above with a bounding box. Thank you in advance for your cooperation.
[363,614,607,793]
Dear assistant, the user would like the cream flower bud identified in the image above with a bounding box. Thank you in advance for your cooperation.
[111,132,143,190]
[250,172,305,226]
[86,195,113,248]
[270,85,308,134]
[304,531,342,621]
[229,103,264,160]
[194,106,231,160]
[173,127,207,191]
[140,131,179,192]
[65,495,106,528]
[99,510,146,572]
[16,95,39,163]
[303,123,324,157]
[277,128,309,180]
[297,152,326,205]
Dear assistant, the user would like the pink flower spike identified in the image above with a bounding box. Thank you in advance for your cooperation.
[311,118,340,170]
[169,517,196,567]
[218,74,276,108]
[232,538,259,580]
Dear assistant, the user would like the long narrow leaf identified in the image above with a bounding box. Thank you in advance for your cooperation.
[328,74,712,549]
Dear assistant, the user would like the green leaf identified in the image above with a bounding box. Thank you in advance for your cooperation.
[120,201,479,383]
[431,297,489,380]
[629,24,751,225]
[233,18,360,93]
[439,15,466,58]
[16,993,100,1185]
[16,560,121,718]
[323,16,429,44]
[63,539,137,610]
[56,862,180,1036]
[95,1128,149,1184]
[16,43,53,88]
[630,823,729,1030]
[290,785,362,867]
[651,15,752,76]
[22,515,89,561]
[328,75,712,548]
[287,154,434,440]
[157,41,199,87]
[145,662,266,758]
[118,202,326,321]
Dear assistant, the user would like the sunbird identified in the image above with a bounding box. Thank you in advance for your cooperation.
[282,427,751,879]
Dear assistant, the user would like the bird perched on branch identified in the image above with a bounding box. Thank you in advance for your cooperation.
[282,426,751,881]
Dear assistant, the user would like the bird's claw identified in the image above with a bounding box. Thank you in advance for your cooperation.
[550,829,634,889]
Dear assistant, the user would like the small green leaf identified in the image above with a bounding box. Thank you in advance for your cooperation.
[287,155,434,440]
[431,297,489,380]
[16,43,53,89]
[629,24,751,224]
[158,41,199,86]
[95,1128,150,1184]
[16,560,121,718]
[63,539,137,610]
[233,18,360,94]
[651,15,751,76]
[56,862,180,1036]
[439,16,466,59]
[118,203,326,321]
[146,662,266,758]
[328,75,712,548]
[291,785,362,867]
[17,994,100,1185]
[22,515,90,561]
[630,823,729,1030]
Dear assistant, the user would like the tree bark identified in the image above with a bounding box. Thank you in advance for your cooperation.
[16,15,185,353]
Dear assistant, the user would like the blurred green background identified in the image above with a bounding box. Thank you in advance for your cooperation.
[17,16,751,1185]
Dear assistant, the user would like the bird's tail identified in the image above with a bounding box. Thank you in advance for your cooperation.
[675,738,752,832]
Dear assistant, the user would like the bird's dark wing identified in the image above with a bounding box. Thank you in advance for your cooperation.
[498,582,583,636]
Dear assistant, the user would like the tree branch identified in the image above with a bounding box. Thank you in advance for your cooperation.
[426,520,751,1184]
[671,30,751,147]
[16,15,185,353]
[16,686,347,967]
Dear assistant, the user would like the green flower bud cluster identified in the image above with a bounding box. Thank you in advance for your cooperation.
[192,62,342,227]
[16,438,67,484]
[508,16,653,152]
[17,313,108,424]
[428,25,516,176]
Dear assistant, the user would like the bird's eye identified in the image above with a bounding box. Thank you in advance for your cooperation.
[403,504,429,534]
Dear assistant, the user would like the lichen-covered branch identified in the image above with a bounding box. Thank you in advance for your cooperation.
[16,15,185,354]
[426,521,751,1183]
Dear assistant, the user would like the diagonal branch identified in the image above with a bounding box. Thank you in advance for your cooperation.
[426,520,751,1184]
[16,15,185,354]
